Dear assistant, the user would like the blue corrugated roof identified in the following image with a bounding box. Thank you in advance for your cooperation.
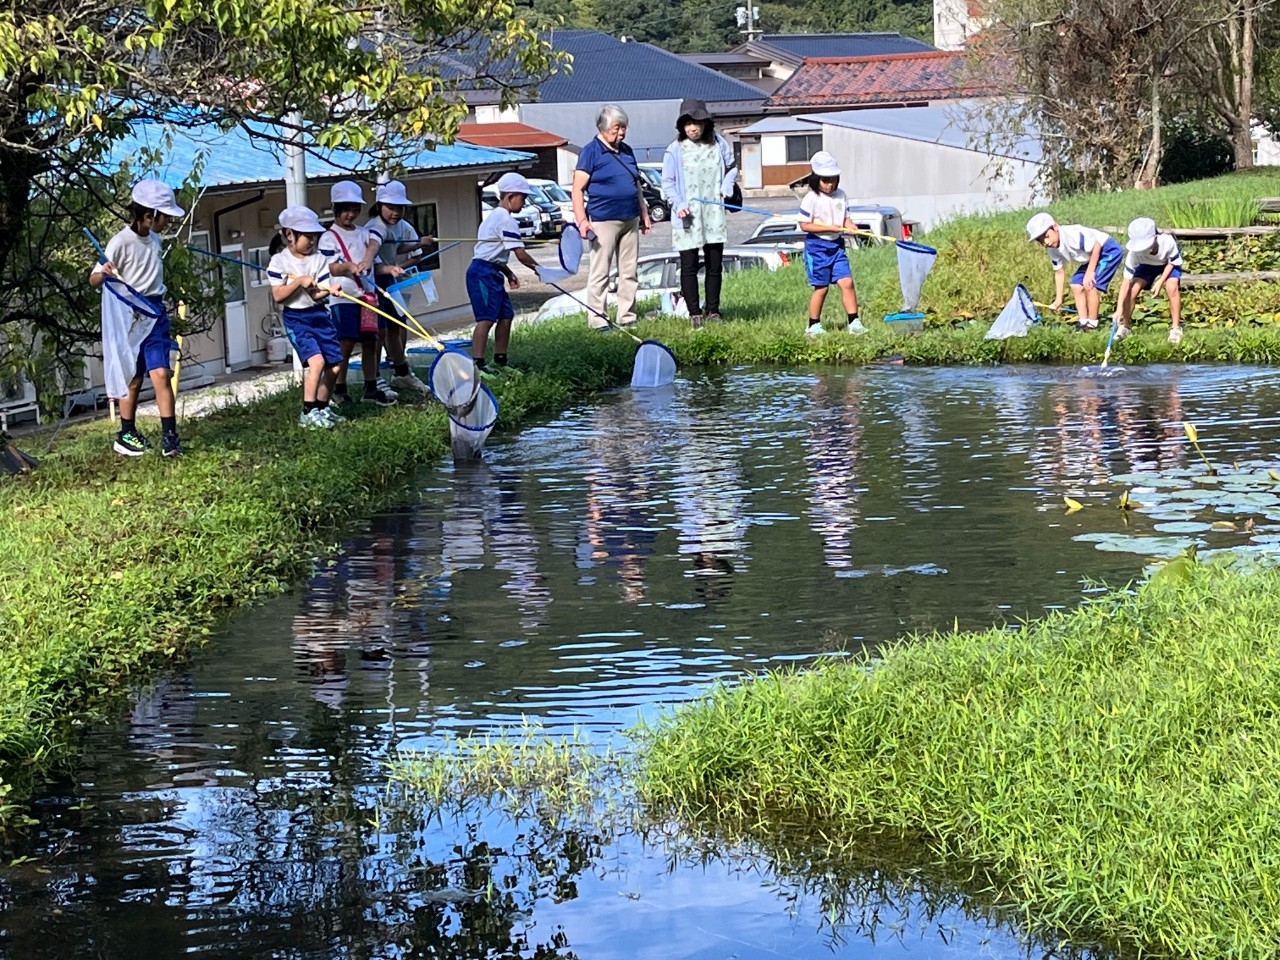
[103,120,534,190]
[536,30,764,104]
[806,101,1043,163]
[752,33,936,61]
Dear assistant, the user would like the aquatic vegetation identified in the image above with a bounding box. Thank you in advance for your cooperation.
[634,560,1280,958]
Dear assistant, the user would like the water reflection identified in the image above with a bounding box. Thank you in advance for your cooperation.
[9,365,1280,960]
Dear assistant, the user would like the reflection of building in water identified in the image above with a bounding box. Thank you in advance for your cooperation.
[804,377,862,569]
[575,393,668,603]
[128,671,217,788]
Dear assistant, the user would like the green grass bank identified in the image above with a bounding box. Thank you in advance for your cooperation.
[634,562,1280,958]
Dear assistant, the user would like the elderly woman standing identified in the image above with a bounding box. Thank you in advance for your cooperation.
[572,104,651,330]
[661,98,738,327]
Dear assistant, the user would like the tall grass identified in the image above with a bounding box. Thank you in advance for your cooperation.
[1162,196,1264,228]
[635,561,1280,958]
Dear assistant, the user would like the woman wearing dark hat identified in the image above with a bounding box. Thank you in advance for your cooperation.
[660,98,738,326]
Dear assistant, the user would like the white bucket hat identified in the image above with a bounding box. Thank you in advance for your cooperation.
[1026,212,1055,241]
[131,179,185,217]
[330,180,364,205]
[810,151,840,178]
[279,206,326,234]
[1126,216,1158,252]
[496,172,532,196]
[376,180,411,206]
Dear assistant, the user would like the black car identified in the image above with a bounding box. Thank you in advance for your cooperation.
[636,166,669,222]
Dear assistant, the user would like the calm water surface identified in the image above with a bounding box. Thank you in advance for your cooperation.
[5,364,1280,959]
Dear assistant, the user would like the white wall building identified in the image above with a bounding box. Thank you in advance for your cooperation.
[805,101,1044,228]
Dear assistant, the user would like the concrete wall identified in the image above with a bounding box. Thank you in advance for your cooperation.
[820,125,1043,229]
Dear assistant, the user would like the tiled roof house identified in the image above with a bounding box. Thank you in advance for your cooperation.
[764,50,997,112]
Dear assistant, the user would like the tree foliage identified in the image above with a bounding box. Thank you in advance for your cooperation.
[0,0,564,399]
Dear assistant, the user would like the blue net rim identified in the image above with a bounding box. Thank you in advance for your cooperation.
[896,240,937,256]
[636,339,678,364]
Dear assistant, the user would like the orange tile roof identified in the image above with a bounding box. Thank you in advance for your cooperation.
[766,50,997,109]
[456,122,568,149]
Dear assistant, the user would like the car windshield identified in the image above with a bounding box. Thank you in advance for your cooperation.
[539,183,571,202]
[638,167,662,189]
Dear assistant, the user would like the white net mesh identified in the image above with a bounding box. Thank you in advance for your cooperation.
[428,350,480,417]
[448,383,499,459]
[984,284,1040,340]
[631,341,678,388]
[895,240,937,311]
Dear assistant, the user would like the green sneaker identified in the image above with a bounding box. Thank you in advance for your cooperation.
[113,429,148,457]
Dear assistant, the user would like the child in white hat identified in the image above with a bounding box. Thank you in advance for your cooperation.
[317,180,401,406]
[1112,217,1184,344]
[1026,212,1124,331]
[798,152,864,336]
[87,178,186,457]
[364,179,437,395]
[267,205,360,429]
[466,172,541,373]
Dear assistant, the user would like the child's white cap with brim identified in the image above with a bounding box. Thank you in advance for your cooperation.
[809,151,841,177]
[496,172,532,195]
[131,179,185,217]
[1126,217,1157,251]
[1026,212,1054,240]
[330,180,364,205]
[280,206,326,234]
[376,180,412,205]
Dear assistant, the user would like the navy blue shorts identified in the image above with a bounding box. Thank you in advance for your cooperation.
[134,315,175,377]
[1071,238,1123,292]
[331,300,381,342]
[466,260,513,322]
[1128,262,1182,285]
[803,238,852,287]
[285,306,344,365]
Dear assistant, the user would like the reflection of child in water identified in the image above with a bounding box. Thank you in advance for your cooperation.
[691,552,735,603]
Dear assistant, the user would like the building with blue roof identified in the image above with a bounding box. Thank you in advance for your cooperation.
[97,119,535,381]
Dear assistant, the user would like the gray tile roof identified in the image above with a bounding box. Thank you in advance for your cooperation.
[536,30,765,104]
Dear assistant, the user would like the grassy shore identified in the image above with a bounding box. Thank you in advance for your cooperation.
[634,561,1280,958]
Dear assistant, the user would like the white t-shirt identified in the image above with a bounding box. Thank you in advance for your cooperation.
[1124,233,1183,275]
[93,226,165,295]
[365,216,420,267]
[1048,224,1112,269]
[473,207,524,264]
[267,249,335,310]
[798,189,849,241]
[318,224,376,294]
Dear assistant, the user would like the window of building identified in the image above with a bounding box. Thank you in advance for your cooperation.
[247,246,273,288]
[404,202,440,270]
[785,134,823,164]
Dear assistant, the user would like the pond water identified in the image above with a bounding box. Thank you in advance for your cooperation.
[5,364,1280,959]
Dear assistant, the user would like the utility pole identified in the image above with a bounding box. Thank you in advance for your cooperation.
[735,3,761,41]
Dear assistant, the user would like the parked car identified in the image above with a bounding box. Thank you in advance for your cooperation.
[533,246,788,321]
[528,178,574,223]
[743,206,910,250]
[481,198,539,239]
[482,183,563,237]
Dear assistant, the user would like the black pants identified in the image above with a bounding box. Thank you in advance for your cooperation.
[679,243,723,316]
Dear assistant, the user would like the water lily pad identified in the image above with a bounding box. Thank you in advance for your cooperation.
[1073,532,1201,557]
[1152,521,1214,534]
[1108,474,1190,489]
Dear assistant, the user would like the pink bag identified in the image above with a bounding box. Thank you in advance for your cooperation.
[358,292,379,334]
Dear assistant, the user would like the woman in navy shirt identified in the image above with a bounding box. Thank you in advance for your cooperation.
[571,104,652,329]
